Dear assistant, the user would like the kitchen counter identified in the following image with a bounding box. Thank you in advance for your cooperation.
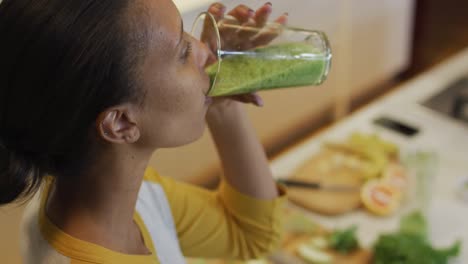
[271,46,468,262]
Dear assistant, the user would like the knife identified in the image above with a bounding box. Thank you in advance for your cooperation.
[277,179,360,192]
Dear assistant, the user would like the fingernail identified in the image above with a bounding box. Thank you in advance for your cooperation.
[213,3,225,12]
[253,94,264,107]
[248,8,255,16]
[266,2,273,6]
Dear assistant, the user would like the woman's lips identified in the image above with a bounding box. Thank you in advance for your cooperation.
[205,96,213,105]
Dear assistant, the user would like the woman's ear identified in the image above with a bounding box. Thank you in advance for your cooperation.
[96,104,141,144]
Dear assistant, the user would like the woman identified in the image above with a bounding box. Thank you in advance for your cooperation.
[0,0,287,263]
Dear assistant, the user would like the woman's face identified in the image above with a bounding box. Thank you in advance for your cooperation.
[136,0,213,148]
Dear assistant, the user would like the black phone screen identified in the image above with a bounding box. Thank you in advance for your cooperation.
[373,116,420,137]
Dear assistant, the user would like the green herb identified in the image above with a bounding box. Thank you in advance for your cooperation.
[373,211,461,264]
[374,233,460,264]
[399,211,427,239]
[328,225,359,254]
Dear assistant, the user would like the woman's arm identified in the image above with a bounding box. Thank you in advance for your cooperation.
[204,2,287,200]
[144,167,286,259]
[206,101,279,200]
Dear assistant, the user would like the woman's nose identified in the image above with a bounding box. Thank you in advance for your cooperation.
[194,37,217,68]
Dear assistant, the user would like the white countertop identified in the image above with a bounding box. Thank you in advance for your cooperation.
[271,46,468,262]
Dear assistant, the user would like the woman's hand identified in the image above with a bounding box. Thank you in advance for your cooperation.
[205,2,288,51]
[203,3,288,112]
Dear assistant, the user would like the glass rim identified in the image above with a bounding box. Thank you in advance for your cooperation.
[191,12,222,95]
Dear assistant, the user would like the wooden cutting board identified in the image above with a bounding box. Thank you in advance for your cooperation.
[283,234,373,264]
[286,148,366,215]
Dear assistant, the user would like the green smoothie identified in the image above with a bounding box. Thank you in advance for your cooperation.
[205,42,330,96]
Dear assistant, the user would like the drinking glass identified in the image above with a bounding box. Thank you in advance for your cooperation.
[191,12,332,97]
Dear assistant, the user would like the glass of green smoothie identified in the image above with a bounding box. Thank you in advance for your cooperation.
[191,12,332,97]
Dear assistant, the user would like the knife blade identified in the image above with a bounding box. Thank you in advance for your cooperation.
[277,179,360,192]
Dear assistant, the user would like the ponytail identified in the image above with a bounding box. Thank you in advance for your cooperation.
[0,142,46,205]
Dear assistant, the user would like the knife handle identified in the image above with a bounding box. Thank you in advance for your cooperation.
[277,179,321,189]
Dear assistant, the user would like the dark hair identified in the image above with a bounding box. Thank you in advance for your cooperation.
[0,0,147,205]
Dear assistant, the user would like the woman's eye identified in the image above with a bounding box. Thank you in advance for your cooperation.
[181,41,192,62]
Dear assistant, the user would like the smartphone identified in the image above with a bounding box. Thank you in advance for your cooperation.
[373,116,420,137]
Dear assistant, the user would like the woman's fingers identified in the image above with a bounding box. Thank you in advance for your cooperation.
[238,2,273,41]
[229,93,264,107]
[237,18,257,49]
[274,12,289,25]
[232,3,274,49]
[218,18,241,49]
[201,3,226,53]
[253,2,273,28]
[210,3,287,51]
[207,2,226,21]
[219,4,255,49]
[227,4,255,24]
[250,93,264,107]
[252,12,288,47]
[235,3,274,49]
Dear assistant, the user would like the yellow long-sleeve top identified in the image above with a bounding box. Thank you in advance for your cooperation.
[20,167,287,264]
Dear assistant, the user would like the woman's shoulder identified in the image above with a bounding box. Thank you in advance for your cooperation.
[20,177,164,264]
[20,183,72,264]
